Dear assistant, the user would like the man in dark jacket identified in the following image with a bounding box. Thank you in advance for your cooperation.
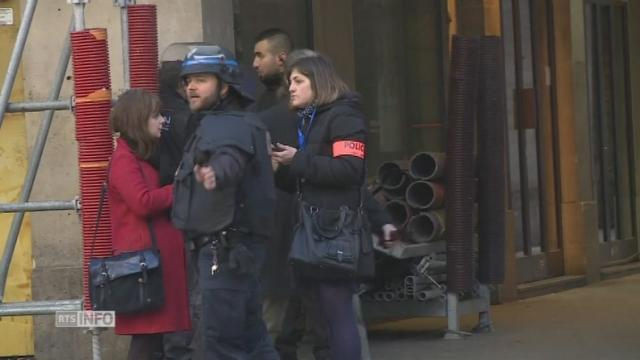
[252,30,321,359]
[153,60,192,186]
[171,45,279,360]
[253,28,292,112]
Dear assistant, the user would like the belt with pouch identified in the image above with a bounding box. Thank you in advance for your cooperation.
[191,227,251,251]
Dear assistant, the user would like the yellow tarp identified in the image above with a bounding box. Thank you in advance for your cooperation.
[0,0,35,356]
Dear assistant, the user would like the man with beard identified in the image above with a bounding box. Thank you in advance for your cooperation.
[171,45,278,359]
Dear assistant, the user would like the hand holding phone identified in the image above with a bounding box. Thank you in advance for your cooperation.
[271,143,297,165]
[272,143,286,152]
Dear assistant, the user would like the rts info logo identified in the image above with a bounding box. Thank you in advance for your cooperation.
[55,311,115,328]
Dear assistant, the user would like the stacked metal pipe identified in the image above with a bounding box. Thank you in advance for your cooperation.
[71,28,113,309]
[363,254,447,303]
[368,36,506,301]
[128,4,159,94]
[377,152,447,243]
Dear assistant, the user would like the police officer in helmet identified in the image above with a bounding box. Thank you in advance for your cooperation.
[172,45,279,359]
[182,45,254,127]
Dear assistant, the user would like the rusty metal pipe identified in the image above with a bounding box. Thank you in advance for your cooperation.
[384,200,412,228]
[417,289,442,302]
[377,162,411,199]
[406,210,445,243]
[409,152,446,180]
[382,292,396,302]
[424,259,447,274]
[406,180,445,210]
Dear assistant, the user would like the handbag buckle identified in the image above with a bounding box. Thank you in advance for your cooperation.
[337,250,344,262]
[309,205,319,215]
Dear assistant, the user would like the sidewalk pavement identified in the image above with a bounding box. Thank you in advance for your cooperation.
[367,273,640,360]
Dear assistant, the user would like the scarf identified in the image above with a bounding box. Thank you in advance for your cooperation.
[297,104,317,133]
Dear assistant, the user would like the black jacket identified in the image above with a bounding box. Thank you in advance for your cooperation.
[152,88,191,186]
[256,90,298,297]
[253,77,287,112]
[280,93,367,210]
[364,191,392,234]
[259,100,298,149]
[156,92,247,186]
[199,113,275,238]
[261,93,390,296]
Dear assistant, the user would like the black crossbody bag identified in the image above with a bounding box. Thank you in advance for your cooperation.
[288,140,374,280]
[88,161,165,314]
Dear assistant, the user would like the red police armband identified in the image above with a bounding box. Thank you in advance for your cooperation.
[332,140,365,159]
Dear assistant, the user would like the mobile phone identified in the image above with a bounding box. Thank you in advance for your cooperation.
[272,143,286,152]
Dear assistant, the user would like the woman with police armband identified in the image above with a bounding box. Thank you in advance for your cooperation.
[271,54,368,360]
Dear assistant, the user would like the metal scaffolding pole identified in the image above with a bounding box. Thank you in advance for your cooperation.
[0,200,79,213]
[0,0,38,129]
[117,0,135,89]
[6,99,72,113]
[0,18,74,303]
[444,292,463,340]
[474,284,494,333]
[71,0,86,30]
[89,328,104,360]
[0,299,82,316]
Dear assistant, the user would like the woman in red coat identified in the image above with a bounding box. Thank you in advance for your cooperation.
[108,89,190,359]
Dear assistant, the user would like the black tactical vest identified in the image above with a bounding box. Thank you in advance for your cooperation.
[171,111,275,238]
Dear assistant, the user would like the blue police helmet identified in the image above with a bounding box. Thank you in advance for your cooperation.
[180,45,241,84]
[180,45,254,102]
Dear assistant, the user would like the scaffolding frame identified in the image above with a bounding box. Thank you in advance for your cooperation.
[0,1,134,358]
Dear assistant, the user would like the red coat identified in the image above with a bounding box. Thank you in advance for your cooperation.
[108,138,190,335]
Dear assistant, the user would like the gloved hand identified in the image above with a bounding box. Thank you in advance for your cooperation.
[380,224,400,248]
[228,244,256,275]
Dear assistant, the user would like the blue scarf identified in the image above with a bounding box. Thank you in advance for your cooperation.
[296,104,317,150]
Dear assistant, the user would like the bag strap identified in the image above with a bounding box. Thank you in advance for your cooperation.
[89,181,108,260]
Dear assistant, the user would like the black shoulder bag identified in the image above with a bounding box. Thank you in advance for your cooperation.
[288,140,374,279]
[89,161,165,314]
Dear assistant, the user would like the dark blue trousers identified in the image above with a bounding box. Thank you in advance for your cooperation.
[198,240,279,360]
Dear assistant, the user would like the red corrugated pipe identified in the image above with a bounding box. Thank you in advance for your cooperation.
[71,28,114,309]
[128,4,159,94]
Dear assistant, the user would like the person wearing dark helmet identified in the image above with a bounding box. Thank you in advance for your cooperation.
[170,45,279,359]
[181,46,254,133]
